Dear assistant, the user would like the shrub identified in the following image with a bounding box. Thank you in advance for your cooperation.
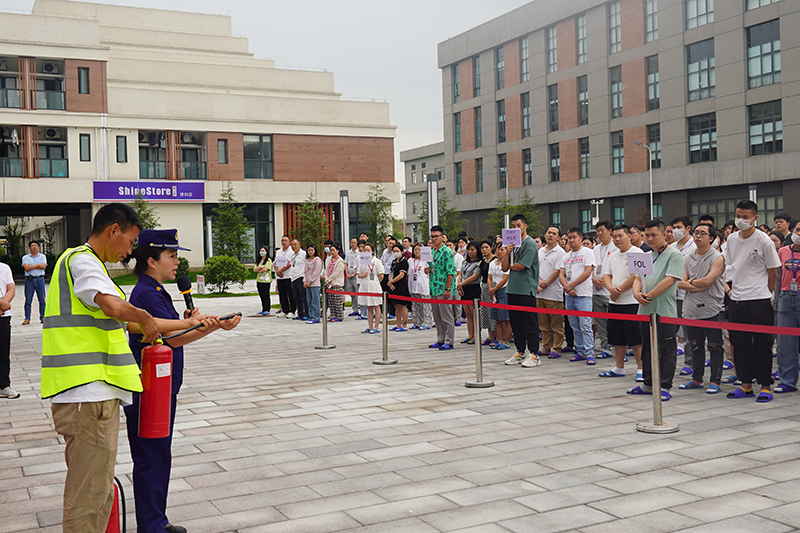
[202,255,248,293]
[177,257,190,279]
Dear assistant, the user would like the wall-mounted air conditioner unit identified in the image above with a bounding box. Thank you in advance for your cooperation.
[43,62,59,74]
[181,133,193,144]
[138,132,146,143]
[0,60,7,71]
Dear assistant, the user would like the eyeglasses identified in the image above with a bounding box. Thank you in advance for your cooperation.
[693,231,710,237]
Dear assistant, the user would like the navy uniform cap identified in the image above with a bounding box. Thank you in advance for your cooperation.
[137,229,191,251]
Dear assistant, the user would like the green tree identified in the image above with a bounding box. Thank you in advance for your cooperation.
[42,222,58,257]
[290,193,329,249]
[362,183,394,241]
[487,191,542,236]
[202,255,248,293]
[3,217,26,257]
[212,182,251,261]
[418,192,466,238]
[130,191,161,230]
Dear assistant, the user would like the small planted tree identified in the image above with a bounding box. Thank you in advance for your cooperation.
[130,191,161,230]
[419,192,466,238]
[202,255,248,293]
[212,182,251,261]
[362,183,394,241]
[290,193,329,249]
[487,192,542,236]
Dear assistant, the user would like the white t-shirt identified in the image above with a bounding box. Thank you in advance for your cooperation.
[606,246,643,306]
[488,259,508,290]
[453,253,464,279]
[0,262,13,318]
[562,247,597,297]
[52,247,133,406]
[408,258,430,295]
[288,249,306,281]
[345,248,360,276]
[725,229,781,301]
[274,246,292,279]
[593,240,618,297]
[538,245,566,302]
[671,237,697,301]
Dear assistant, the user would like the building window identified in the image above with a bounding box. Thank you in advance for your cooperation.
[412,202,418,215]
[648,124,661,169]
[577,14,587,64]
[646,0,658,42]
[498,153,507,189]
[548,84,559,132]
[521,92,531,138]
[688,113,717,163]
[217,139,228,164]
[578,75,589,126]
[653,204,662,219]
[79,133,91,162]
[411,164,416,170]
[116,135,127,163]
[687,39,715,102]
[581,209,592,233]
[609,1,621,54]
[580,137,590,178]
[454,112,462,153]
[749,100,782,156]
[547,26,558,73]
[690,199,736,227]
[78,67,90,94]
[610,66,623,118]
[521,36,530,82]
[495,47,504,90]
[646,55,660,110]
[614,207,625,226]
[551,211,561,229]
[455,162,463,195]
[549,144,560,183]
[243,134,273,179]
[475,106,482,148]
[757,195,784,227]
[452,64,460,104]
[422,162,426,169]
[611,131,624,174]
[497,100,506,143]
[477,158,484,192]
[411,171,417,185]
[523,148,532,186]
[686,0,713,30]
[473,56,481,97]
[747,20,781,89]
[747,0,775,9]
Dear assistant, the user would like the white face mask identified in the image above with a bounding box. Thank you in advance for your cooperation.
[260,251,267,257]
[393,252,401,259]
[792,233,800,246]
[672,228,685,241]
[735,217,754,231]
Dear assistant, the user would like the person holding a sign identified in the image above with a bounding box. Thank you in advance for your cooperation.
[426,226,456,350]
[629,219,684,401]
[502,215,542,367]
[357,243,384,333]
[559,227,598,365]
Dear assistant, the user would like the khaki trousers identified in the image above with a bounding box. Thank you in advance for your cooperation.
[537,298,564,353]
[52,399,120,533]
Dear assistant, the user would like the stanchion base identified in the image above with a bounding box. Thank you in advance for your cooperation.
[465,381,495,388]
[636,420,679,434]
[315,345,336,350]
[373,359,398,365]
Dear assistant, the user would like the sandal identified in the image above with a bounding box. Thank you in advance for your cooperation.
[548,352,561,359]
[598,370,625,377]
[727,387,755,399]
[586,356,596,366]
[570,354,586,362]
[774,384,798,393]
[679,366,693,376]
[596,351,613,359]
[679,380,704,390]
[627,386,652,395]
[661,391,671,401]
[722,375,738,384]
[757,391,773,403]
[465,338,475,345]
[723,361,734,370]
[706,383,720,394]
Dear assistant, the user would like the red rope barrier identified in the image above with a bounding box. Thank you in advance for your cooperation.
[660,316,800,337]
[325,289,383,297]
[480,301,650,322]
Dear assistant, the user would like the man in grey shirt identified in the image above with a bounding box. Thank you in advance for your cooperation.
[677,223,726,393]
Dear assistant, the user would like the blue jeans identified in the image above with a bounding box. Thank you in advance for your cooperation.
[566,295,593,358]
[24,276,46,321]
[777,291,800,387]
[306,286,321,322]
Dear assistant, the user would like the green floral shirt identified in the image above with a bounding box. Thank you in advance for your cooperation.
[429,245,456,295]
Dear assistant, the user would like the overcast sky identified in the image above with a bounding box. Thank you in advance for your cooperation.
[6,0,531,185]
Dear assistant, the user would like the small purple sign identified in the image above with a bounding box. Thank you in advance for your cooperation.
[93,181,205,203]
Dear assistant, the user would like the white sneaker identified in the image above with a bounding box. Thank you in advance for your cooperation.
[286,312,295,319]
[0,386,20,399]
[522,354,542,367]
[504,352,525,365]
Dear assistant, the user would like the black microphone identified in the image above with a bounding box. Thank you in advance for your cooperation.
[176,275,194,311]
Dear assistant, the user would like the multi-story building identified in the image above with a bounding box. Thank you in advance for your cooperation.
[0,0,396,266]
[434,0,798,235]
[400,142,444,242]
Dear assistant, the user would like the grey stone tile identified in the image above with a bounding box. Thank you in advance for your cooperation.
[344,495,457,526]
[755,501,800,528]
[588,487,699,519]
[525,466,625,491]
[373,477,477,501]
[238,511,361,533]
[595,468,699,495]
[671,491,782,522]
[675,513,794,532]
[441,480,543,506]
[420,499,534,531]
[500,504,615,533]
[515,483,620,513]
[752,479,800,502]
[670,472,773,498]
[276,490,387,520]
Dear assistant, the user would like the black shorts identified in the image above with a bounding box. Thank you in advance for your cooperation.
[462,284,481,301]
[607,303,643,347]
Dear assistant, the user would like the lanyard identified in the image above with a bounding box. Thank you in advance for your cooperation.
[413,259,420,271]
[792,249,799,282]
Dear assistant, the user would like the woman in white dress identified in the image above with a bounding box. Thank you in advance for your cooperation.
[409,242,433,329]
[357,243,384,334]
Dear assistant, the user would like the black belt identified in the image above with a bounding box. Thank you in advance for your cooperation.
[25,276,44,279]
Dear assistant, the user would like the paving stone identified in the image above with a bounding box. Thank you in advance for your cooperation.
[420,499,534,531]
[671,491,782,522]
[515,483,620,513]
[594,468,699,495]
[670,472,773,498]
[344,495,458,525]
[676,513,794,532]
[588,487,700,519]
[500,504,615,533]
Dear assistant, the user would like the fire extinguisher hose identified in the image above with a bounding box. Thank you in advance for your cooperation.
[161,313,242,341]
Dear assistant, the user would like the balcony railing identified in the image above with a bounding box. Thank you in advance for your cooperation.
[0,158,22,177]
[34,90,65,111]
[140,161,167,179]
[244,160,273,179]
[181,161,206,180]
[0,88,20,109]
[39,158,68,177]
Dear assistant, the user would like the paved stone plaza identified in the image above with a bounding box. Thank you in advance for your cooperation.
[2,284,800,532]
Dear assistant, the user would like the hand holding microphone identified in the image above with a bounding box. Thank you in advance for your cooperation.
[177,275,194,311]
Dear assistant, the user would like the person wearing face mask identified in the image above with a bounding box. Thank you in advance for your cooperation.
[669,216,697,375]
[388,244,410,331]
[724,200,781,402]
[358,243,384,334]
[254,246,273,315]
[772,220,800,394]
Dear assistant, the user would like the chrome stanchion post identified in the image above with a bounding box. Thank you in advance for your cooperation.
[637,313,678,433]
[315,286,336,350]
[374,291,397,365]
[466,298,494,388]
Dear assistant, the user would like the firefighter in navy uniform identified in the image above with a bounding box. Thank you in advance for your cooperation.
[124,229,240,533]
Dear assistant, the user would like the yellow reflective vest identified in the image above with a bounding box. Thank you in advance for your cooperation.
[41,245,142,399]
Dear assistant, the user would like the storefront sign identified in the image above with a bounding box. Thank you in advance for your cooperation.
[93,181,205,203]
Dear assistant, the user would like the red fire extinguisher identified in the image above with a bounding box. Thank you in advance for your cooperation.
[139,340,172,439]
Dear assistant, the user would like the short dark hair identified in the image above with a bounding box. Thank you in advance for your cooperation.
[91,203,143,237]
[670,216,692,229]
[699,214,715,225]
[306,243,318,257]
[724,220,735,229]
[403,236,412,242]
[430,225,444,234]
[644,219,666,231]
[480,239,495,252]
[324,239,334,246]
[458,231,468,238]
[736,200,758,214]
[330,241,343,252]
[363,242,374,252]
[774,212,792,223]
[281,234,290,239]
[29,240,40,247]
[595,220,613,231]
[567,227,584,237]
[697,222,717,240]
[291,237,302,247]
[546,226,561,235]
[357,239,366,246]
[612,224,630,234]
[511,214,528,224]
[132,244,166,276]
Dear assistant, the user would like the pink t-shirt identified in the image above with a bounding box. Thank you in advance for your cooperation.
[777,246,800,291]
